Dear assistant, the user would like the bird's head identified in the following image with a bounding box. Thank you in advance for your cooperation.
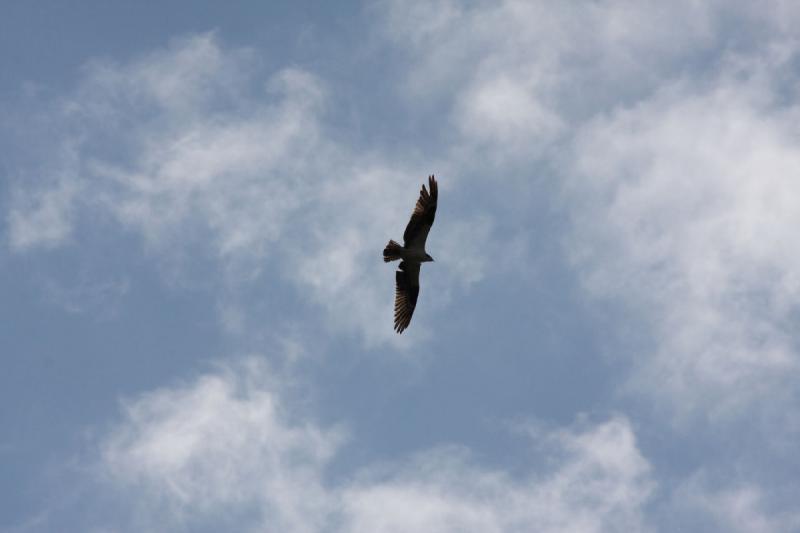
[424,253,435,262]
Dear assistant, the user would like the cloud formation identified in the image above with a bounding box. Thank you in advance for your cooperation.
[669,474,800,533]
[376,2,800,525]
[381,0,800,420]
[93,359,653,533]
[100,359,340,532]
[568,53,800,418]
[6,3,800,531]
[4,33,491,344]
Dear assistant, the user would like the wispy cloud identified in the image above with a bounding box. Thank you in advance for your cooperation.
[83,359,654,532]
[41,275,130,316]
[4,33,493,345]
[7,3,800,531]
[376,2,800,524]
[342,415,653,533]
[567,52,800,418]
[99,358,341,532]
[380,0,800,419]
[669,474,800,533]
[8,171,81,251]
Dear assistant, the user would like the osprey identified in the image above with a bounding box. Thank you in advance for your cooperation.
[383,175,438,333]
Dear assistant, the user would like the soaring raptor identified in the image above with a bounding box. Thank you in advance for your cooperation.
[383,175,438,333]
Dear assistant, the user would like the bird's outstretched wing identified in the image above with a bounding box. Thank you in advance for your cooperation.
[394,261,420,334]
[402,175,438,250]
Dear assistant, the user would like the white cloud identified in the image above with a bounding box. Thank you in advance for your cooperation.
[90,360,654,532]
[83,55,329,269]
[342,416,654,533]
[381,0,800,170]
[5,34,492,344]
[8,171,81,251]
[9,5,800,530]
[380,0,723,155]
[375,4,800,523]
[381,0,800,419]
[99,358,342,533]
[567,54,800,418]
[671,476,800,533]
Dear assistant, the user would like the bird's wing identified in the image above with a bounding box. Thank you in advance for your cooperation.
[394,261,420,334]
[403,175,438,250]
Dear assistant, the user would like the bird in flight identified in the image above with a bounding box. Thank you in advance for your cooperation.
[383,175,438,333]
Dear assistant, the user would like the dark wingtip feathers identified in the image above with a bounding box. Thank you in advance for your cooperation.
[428,174,437,199]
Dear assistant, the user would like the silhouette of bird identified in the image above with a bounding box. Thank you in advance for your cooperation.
[383,175,438,333]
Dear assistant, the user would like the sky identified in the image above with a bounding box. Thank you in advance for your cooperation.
[2,1,800,531]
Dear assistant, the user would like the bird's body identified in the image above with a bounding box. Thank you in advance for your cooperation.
[383,175,438,333]
[386,246,433,263]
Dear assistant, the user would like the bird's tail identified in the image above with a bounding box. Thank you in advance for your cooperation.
[383,240,403,262]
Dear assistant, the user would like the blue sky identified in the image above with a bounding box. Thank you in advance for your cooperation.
[2,1,800,531]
